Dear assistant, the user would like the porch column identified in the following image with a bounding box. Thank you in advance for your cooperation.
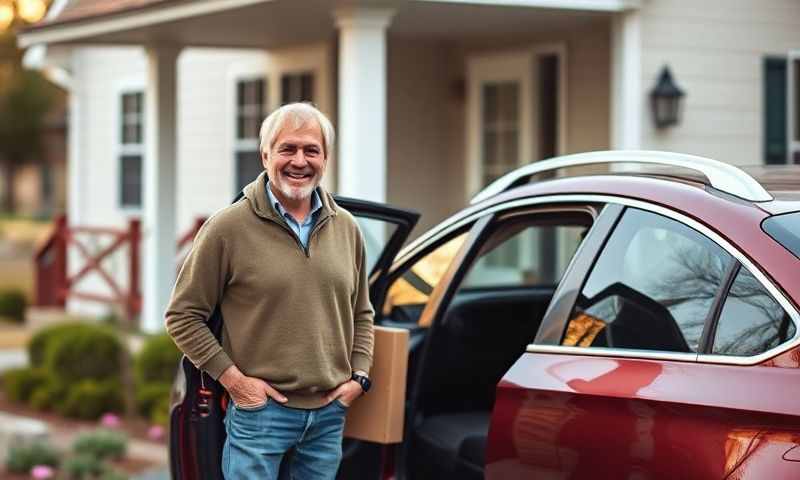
[142,45,181,333]
[334,7,394,202]
[610,9,642,150]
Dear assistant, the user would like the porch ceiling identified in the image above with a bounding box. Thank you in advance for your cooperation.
[19,0,613,49]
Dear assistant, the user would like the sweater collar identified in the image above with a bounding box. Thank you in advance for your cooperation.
[244,170,338,223]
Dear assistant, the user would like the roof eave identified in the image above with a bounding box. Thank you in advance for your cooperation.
[17,0,272,48]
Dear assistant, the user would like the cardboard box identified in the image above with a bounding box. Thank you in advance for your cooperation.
[343,326,408,444]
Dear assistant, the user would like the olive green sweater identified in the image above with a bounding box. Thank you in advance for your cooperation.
[165,172,374,409]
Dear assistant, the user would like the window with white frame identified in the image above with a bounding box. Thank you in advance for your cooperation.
[281,72,314,105]
[481,82,521,188]
[120,92,144,208]
[235,78,267,192]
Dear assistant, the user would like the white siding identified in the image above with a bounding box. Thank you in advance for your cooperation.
[66,43,333,318]
[386,20,611,238]
[638,0,800,166]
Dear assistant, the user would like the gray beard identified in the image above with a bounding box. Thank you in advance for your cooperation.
[275,175,319,201]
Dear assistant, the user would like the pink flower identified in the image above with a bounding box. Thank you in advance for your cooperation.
[30,465,55,479]
[147,425,165,441]
[100,413,121,428]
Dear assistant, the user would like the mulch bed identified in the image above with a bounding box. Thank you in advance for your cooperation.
[0,391,165,445]
[0,391,166,478]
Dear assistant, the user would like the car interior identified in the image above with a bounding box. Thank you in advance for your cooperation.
[378,210,594,480]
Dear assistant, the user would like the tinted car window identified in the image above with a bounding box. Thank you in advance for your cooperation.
[563,208,733,352]
[462,223,586,288]
[762,211,800,260]
[712,267,796,356]
[382,233,468,319]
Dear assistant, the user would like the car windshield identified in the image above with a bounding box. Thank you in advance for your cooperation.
[763,212,800,260]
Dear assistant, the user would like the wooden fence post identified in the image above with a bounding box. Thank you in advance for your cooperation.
[128,218,141,322]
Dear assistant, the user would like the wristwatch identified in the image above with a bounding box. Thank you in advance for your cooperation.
[351,371,372,393]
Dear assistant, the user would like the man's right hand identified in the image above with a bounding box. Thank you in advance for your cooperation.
[219,365,288,408]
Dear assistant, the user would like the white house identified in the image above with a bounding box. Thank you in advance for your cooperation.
[18,0,800,331]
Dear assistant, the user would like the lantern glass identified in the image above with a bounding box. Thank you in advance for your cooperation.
[650,66,685,129]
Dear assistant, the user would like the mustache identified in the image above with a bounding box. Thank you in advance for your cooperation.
[281,169,315,175]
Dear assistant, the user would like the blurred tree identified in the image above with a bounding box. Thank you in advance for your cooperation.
[0,30,56,212]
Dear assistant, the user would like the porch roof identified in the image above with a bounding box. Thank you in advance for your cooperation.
[18,0,637,49]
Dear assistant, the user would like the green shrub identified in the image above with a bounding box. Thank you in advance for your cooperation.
[29,377,68,411]
[3,367,47,403]
[134,334,181,385]
[5,441,59,473]
[72,429,128,461]
[63,453,104,480]
[135,382,171,418]
[0,289,26,323]
[28,322,86,367]
[150,395,171,427]
[100,469,128,480]
[42,323,124,383]
[57,380,124,420]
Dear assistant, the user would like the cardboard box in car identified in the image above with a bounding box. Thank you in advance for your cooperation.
[343,326,408,444]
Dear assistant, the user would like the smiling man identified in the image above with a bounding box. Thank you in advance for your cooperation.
[165,103,374,479]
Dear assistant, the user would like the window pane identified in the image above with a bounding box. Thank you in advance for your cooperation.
[462,220,588,289]
[282,72,315,104]
[120,155,142,207]
[481,82,519,187]
[121,92,143,144]
[563,208,733,352]
[383,233,468,319]
[712,267,795,356]
[352,217,399,275]
[236,79,267,140]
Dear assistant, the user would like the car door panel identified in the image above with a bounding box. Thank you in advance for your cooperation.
[486,204,800,479]
[486,351,800,479]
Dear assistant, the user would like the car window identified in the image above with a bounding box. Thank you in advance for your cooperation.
[353,216,400,274]
[382,233,468,319]
[762,211,800,260]
[712,266,796,356]
[563,208,733,353]
[461,222,586,288]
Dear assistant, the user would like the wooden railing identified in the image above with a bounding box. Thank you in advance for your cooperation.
[34,215,207,321]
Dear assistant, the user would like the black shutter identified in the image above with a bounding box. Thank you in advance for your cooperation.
[764,57,787,165]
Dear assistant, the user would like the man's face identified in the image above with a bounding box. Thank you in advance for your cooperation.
[262,121,327,202]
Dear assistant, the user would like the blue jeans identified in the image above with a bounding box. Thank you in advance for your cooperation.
[222,397,347,480]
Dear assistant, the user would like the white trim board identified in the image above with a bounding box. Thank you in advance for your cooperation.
[18,0,274,48]
[417,0,640,12]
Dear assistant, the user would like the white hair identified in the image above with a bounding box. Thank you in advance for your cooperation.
[259,102,335,159]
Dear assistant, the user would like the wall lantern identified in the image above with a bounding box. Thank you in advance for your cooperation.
[650,66,685,129]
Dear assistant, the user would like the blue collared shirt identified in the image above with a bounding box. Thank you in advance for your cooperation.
[266,180,323,248]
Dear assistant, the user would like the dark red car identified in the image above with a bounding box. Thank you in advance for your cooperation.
[172,151,800,479]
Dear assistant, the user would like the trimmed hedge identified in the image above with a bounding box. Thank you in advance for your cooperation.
[3,367,47,403]
[18,322,129,420]
[135,382,171,418]
[44,324,122,382]
[134,334,181,385]
[134,334,181,424]
[57,380,124,420]
[29,377,68,411]
[0,289,26,323]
